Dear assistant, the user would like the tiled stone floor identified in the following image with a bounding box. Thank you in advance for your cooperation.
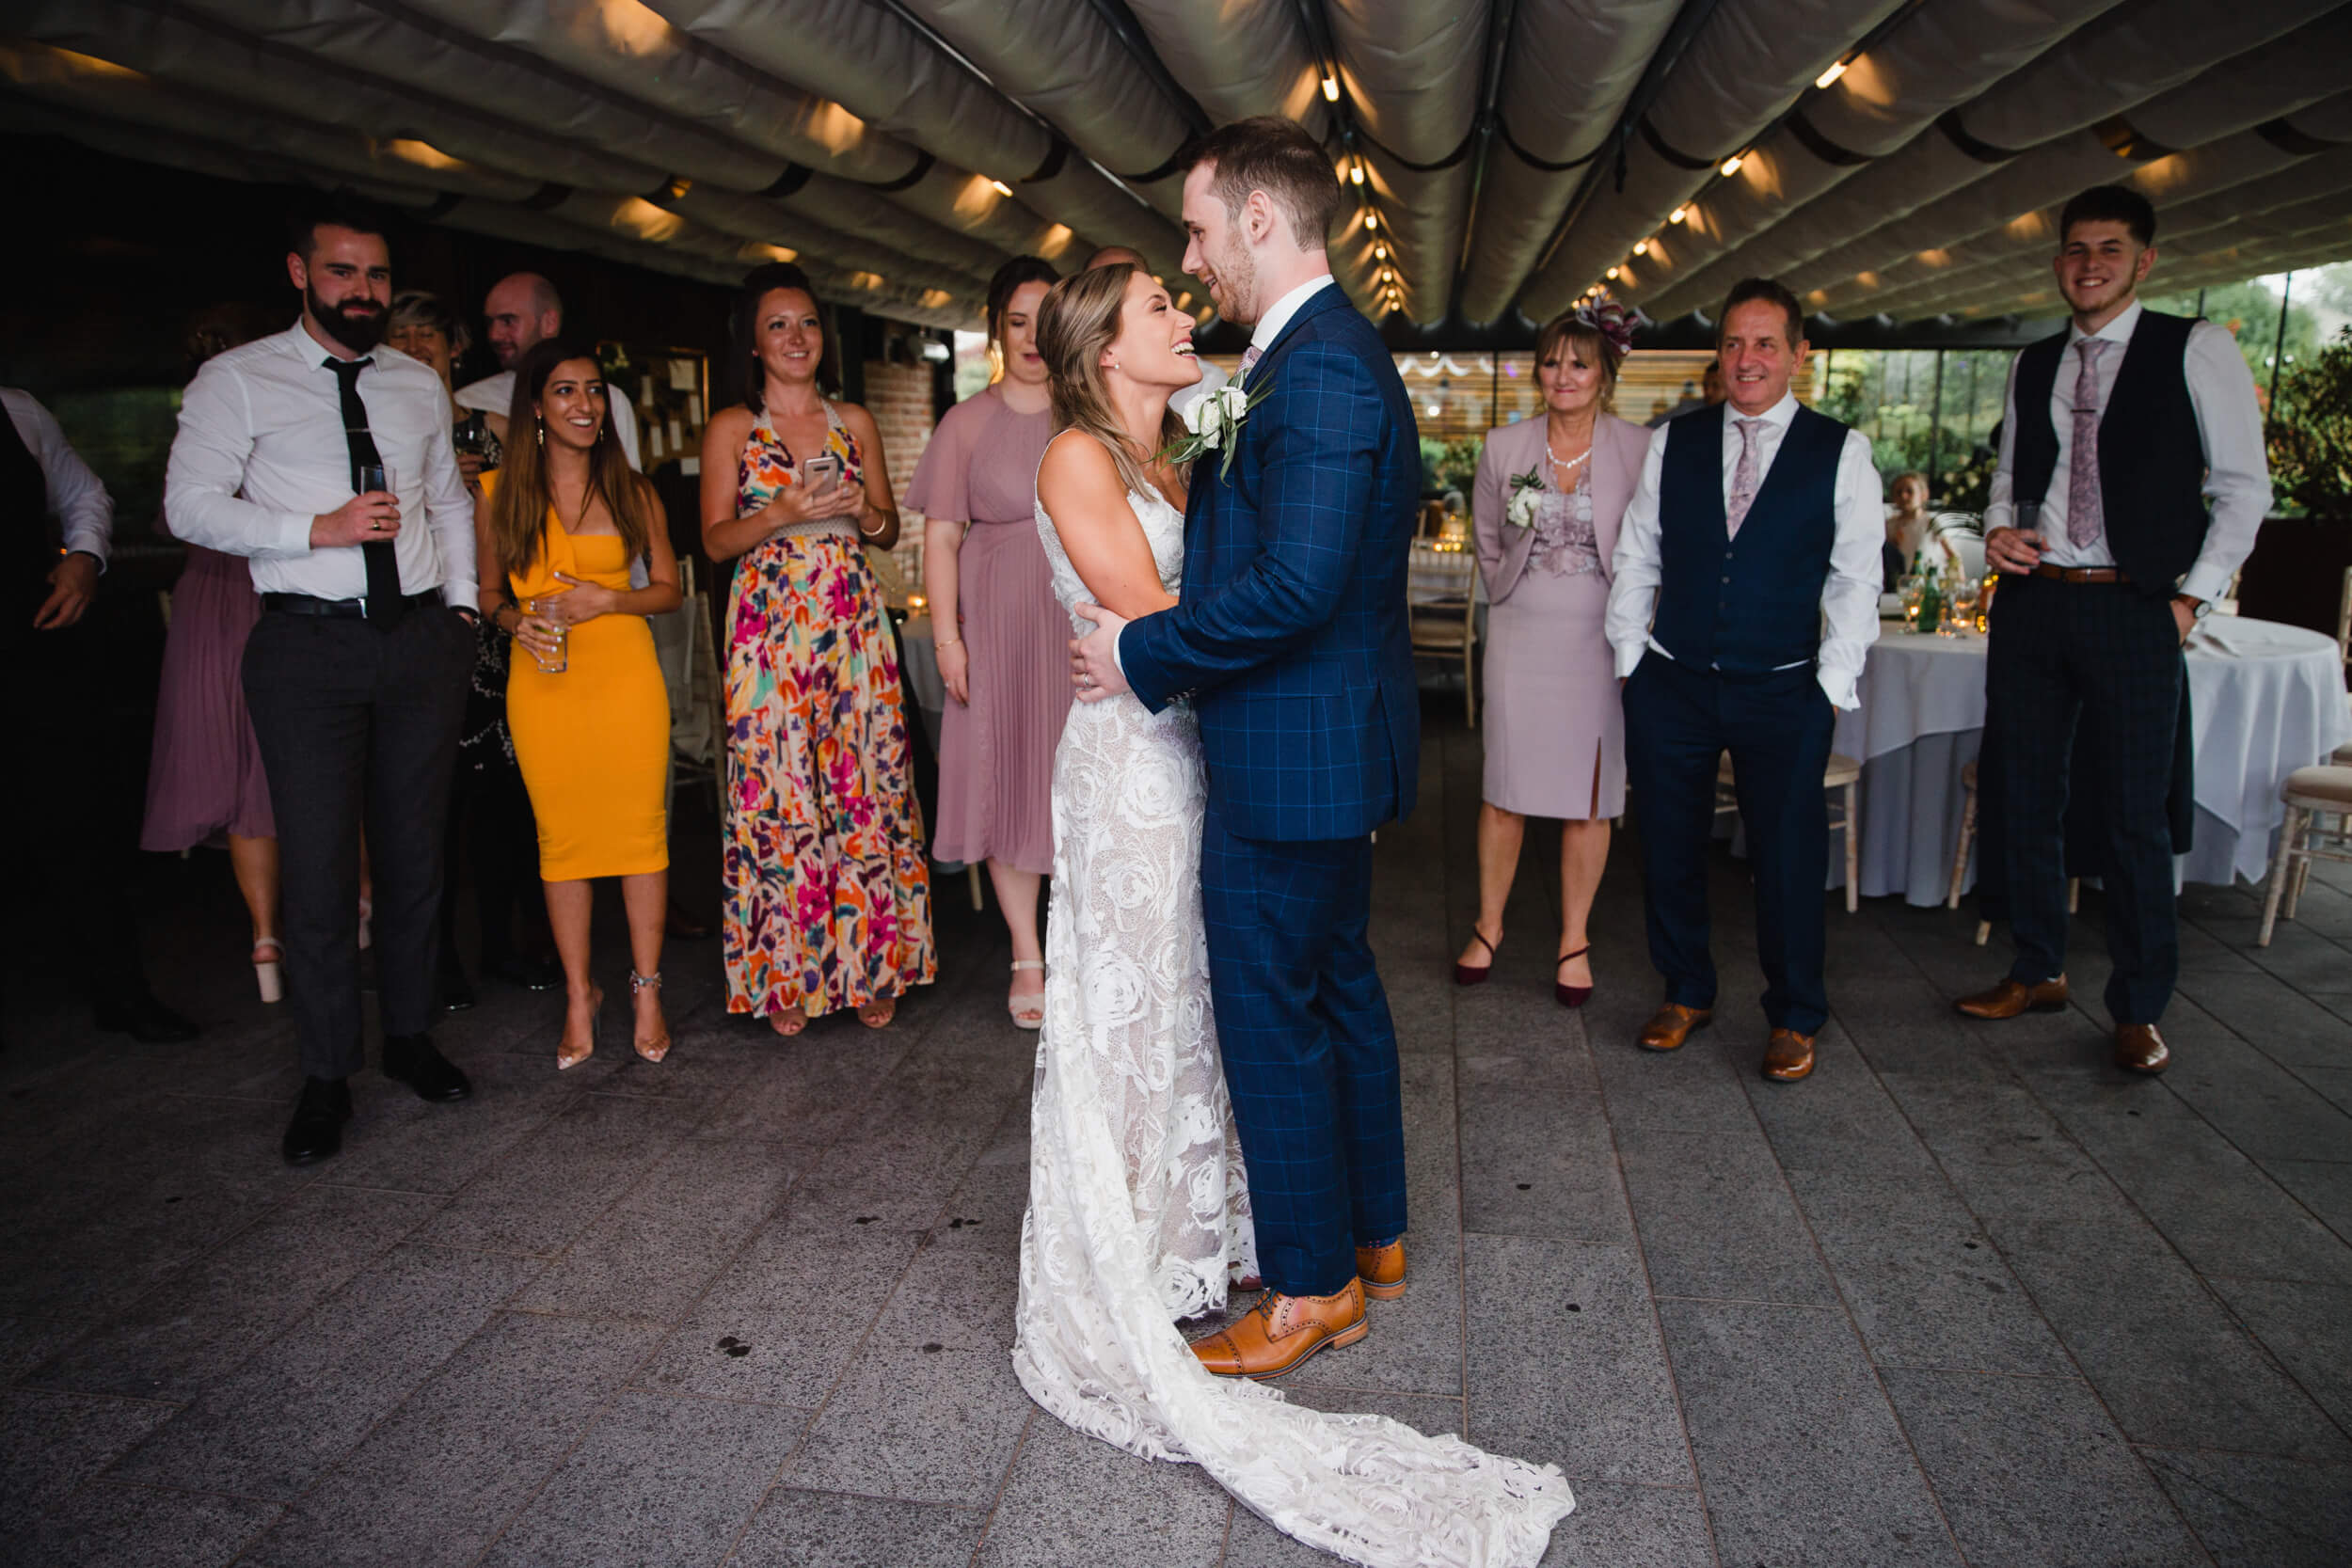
[4,718,2350,1565]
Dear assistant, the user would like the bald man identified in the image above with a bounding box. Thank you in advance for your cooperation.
[453,272,642,467]
[1084,246,1227,420]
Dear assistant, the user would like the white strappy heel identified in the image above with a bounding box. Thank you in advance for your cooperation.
[1009,959,1045,1030]
[252,936,284,1005]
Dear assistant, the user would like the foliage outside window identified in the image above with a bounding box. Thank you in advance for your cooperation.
[2265,326,2352,520]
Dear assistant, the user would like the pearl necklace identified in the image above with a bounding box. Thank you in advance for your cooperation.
[1545,419,1594,479]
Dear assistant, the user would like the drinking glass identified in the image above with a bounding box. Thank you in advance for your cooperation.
[525,597,568,673]
[1948,575,1981,635]
[1898,574,1924,633]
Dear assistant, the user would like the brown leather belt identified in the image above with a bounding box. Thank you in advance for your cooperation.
[2028,563,2131,585]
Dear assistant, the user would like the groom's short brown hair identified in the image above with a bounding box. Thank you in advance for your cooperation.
[1191,117,1341,251]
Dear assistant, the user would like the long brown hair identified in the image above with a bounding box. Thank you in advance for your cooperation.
[490,335,653,580]
[1036,263,1184,497]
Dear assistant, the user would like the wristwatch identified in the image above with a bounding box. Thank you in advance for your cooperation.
[2172,594,2213,622]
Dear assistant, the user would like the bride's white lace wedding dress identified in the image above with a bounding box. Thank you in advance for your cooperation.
[1014,440,1575,1567]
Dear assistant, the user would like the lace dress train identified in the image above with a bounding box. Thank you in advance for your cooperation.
[1014,464,1575,1567]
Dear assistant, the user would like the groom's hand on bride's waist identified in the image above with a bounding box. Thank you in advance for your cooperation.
[1070,602,1132,704]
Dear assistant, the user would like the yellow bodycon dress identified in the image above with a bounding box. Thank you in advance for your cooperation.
[490,474,671,881]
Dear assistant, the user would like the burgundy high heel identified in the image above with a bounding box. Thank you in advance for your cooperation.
[1555,946,1594,1008]
[1454,927,1500,987]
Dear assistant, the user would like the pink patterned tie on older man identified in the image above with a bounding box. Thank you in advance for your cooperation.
[1725,416,1764,537]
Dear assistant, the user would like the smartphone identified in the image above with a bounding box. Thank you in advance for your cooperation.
[801,452,843,495]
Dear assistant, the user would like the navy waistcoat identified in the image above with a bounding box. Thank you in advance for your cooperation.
[1653,402,1848,675]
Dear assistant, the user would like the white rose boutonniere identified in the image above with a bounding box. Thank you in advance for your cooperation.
[1505,467,1545,530]
[1163,372,1275,482]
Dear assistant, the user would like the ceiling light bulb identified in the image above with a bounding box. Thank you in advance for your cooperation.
[1606,266,1620,280]
[1374,243,1387,259]
[1365,211,1377,230]
[1669,205,1689,225]
[988,178,1013,198]
[1350,162,1365,185]
[1720,153,1744,177]
[1815,59,1849,90]
[1633,239,1649,256]
[1322,74,1340,102]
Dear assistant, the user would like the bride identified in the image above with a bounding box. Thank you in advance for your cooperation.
[1015,261,1574,1567]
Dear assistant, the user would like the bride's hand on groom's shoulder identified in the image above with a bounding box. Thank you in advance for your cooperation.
[1070,602,1132,704]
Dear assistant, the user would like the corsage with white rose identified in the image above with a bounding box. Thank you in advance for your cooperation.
[1161,375,1275,482]
[1504,467,1546,531]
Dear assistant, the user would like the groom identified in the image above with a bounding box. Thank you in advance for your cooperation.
[1071,117,1422,1379]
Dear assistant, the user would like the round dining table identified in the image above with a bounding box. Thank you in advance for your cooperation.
[1838,614,2352,905]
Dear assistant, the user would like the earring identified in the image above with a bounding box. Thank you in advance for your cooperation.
[535,420,545,449]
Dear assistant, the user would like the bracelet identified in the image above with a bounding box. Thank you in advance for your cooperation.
[935,636,962,649]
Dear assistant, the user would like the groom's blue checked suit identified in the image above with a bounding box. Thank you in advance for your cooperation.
[1119,281,1421,1299]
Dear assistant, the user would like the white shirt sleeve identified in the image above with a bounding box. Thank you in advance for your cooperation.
[612,397,643,470]
[163,358,317,561]
[1604,425,1670,680]
[2178,319,2273,604]
[5,391,114,567]
[1982,353,2023,541]
[418,381,478,611]
[1818,431,1885,712]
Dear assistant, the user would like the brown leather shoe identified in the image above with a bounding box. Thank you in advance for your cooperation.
[2114,1023,2171,1074]
[1762,1028,1816,1082]
[1190,1276,1368,1380]
[1637,1003,1713,1053]
[1356,1238,1406,1301]
[1956,974,2069,1020]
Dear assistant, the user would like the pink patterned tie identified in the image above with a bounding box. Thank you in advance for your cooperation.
[1725,417,1763,537]
[2068,338,2109,550]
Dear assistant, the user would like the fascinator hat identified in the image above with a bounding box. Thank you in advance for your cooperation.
[1572,295,1641,360]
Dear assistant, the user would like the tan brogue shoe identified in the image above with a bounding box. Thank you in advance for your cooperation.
[1637,1003,1713,1053]
[1955,974,2069,1020]
[1190,1276,1368,1380]
[2114,1023,2171,1074]
[1762,1028,1817,1083]
[1356,1238,1406,1301]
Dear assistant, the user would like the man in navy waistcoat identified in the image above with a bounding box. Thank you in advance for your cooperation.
[1607,278,1883,1083]
[1957,185,2270,1074]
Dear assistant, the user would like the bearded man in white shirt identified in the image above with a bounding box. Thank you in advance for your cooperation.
[1957,185,2271,1075]
[166,199,480,1164]
[1607,277,1883,1085]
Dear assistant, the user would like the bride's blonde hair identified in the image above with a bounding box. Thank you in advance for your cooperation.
[1036,262,1186,497]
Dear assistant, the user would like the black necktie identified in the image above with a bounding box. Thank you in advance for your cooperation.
[325,356,405,630]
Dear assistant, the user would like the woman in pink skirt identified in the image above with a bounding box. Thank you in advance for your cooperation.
[143,305,282,1001]
[906,256,1066,1028]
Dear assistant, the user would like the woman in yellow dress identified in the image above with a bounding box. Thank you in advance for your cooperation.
[475,337,682,1069]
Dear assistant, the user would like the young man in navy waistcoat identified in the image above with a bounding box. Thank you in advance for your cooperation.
[1607,278,1883,1083]
[1957,186,2270,1073]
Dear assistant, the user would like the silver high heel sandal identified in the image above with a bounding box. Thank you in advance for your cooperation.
[1009,959,1045,1030]
[630,971,670,1064]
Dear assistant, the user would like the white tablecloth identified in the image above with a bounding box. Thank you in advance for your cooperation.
[1836,616,2352,902]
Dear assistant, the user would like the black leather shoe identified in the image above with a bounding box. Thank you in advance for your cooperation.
[282,1076,353,1164]
[488,953,563,992]
[382,1034,471,1101]
[94,990,200,1044]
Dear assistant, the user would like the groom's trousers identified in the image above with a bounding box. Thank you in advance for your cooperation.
[1200,799,1408,1299]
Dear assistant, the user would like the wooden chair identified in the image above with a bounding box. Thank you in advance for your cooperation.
[1713,752,1863,912]
[2336,564,2352,727]
[1950,759,2077,944]
[1406,546,1480,727]
[2259,767,2352,944]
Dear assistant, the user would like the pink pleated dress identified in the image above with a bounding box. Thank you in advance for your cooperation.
[142,544,275,849]
[904,387,1065,875]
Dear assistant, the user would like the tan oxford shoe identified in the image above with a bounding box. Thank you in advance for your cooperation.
[1356,1237,1406,1301]
[1956,975,2069,1020]
[1637,1003,1713,1053]
[1762,1028,1817,1083]
[2114,1023,2171,1074]
[1190,1276,1368,1380]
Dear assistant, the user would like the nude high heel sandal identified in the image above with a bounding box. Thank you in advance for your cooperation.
[253,936,284,1005]
[630,971,671,1064]
[558,987,603,1070]
[1009,960,1045,1030]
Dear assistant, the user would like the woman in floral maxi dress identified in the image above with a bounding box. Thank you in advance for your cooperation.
[699,262,934,1034]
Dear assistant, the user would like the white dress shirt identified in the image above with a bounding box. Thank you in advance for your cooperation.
[1984,298,2271,603]
[1606,390,1884,710]
[4,388,114,566]
[165,322,477,610]
[454,370,643,469]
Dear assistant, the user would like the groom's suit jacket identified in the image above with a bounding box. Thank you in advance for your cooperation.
[1120,285,1422,843]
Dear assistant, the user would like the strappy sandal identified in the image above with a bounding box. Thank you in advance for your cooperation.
[1009,959,1045,1030]
[1454,926,1501,987]
[630,971,671,1063]
[1555,946,1595,1009]
[857,998,897,1029]
[558,987,603,1070]
[768,1006,811,1038]
[252,935,284,1005]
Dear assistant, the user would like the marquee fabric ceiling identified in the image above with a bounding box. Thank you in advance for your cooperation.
[5,0,2350,336]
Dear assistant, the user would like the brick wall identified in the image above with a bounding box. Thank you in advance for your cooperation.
[862,358,936,589]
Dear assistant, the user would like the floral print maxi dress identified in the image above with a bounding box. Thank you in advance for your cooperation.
[723,404,935,1020]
